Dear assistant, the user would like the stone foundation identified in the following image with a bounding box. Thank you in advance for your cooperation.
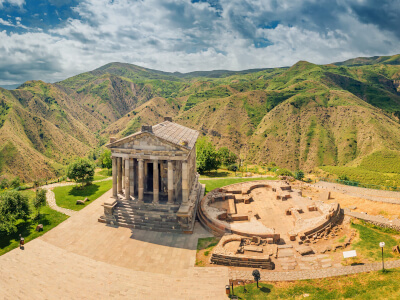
[210,235,275,269]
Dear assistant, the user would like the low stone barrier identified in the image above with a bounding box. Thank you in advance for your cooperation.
[343,208,400,231]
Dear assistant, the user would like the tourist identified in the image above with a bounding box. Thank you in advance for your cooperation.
[19,234,24,249]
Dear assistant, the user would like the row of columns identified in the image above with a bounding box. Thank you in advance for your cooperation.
[112,157,184,204]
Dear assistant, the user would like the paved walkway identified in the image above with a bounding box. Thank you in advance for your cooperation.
[3,180,400,298]
[0,189,229,299]
[43,178,112,217]
[312,181,400,205]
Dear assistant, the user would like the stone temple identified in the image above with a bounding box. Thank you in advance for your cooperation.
[99,117,204,233]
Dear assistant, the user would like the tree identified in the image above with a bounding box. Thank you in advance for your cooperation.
[99,149,112,170]
[217,147,237,166]
[196,137,221,174]
[0,191,30,234]
[294,170,305,181]
[33,189,47,220]
[67,158,95,187]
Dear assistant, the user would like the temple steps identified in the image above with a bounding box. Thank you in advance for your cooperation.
[110,200,182,233]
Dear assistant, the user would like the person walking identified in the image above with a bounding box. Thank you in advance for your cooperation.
[19,234,24,249]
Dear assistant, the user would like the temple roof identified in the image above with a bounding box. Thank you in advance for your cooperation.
[151,121,199,150]
[107,120,199,150]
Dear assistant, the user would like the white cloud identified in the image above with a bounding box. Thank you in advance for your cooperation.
[0,0,25,8]
[0,0,400,85]
[0,16,27,28]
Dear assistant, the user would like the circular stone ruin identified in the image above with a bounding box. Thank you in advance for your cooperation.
[198,180,341,244]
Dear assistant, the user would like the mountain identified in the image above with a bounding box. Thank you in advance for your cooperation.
[2,54,400,181]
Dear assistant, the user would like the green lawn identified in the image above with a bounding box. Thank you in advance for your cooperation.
[199,177,277,194]
[53,180,112,211]
[231,269,400,299]
[93,168,112,181]
[0,190,69,256]
[351,221,400,262]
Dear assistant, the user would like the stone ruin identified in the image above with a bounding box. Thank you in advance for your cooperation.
[210,235,276,269]
[199,180,343,268]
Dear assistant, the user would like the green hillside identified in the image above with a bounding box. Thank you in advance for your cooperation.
[2,53,400,181]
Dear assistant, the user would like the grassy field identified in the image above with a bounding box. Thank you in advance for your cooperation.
[0,190,69,256]
[92,168,112,181]
[230,269,400,299]
[199,177,277,194]
[53,180,112,211]
[351,221,400,262]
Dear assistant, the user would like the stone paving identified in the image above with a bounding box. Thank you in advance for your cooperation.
[3,181,400,298]
[0,188,229,299]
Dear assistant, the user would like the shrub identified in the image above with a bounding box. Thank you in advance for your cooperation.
[0,191,30,234]
[10,177,21,189]
[276,168,293,177]
[294,170,305,181]
[227,164,238,172]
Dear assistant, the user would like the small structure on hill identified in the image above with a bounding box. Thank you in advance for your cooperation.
[99,117,204,234]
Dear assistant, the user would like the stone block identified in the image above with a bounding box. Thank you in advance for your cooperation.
[296,245,314,256]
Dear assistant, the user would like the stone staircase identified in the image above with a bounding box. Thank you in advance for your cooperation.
[111,200,183,233]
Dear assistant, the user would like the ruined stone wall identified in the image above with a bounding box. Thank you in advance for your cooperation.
[344,209,400,231]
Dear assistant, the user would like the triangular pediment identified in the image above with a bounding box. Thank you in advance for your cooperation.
[107,132,189,152]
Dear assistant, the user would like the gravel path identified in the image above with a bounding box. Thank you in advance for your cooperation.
[42,178,112,217]
[311,181,400,205]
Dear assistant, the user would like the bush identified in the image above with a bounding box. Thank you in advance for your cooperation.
[10,177,21,189]
[276,168,293,177]
[0,191,30,234]
[217,147,237,166]
[294,170,305,180]
[227,164,238,172]
[0,178,9,189]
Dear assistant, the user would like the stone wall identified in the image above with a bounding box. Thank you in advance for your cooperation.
[344,208,400,231]
[210,235,274,269]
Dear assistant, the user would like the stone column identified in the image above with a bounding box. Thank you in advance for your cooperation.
[112,157,118,199]
[129,159,134,198]
[153,160,159,204]
[138,159,144,202]
[168,160,174,204]
[117,157,122,194]
[122,160,125,189]
[125,158,130,200]
[182,161,189,204]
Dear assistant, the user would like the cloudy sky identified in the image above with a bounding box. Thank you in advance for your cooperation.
[0,0,399,85]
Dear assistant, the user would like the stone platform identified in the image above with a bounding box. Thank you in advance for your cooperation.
[100,179,205,234]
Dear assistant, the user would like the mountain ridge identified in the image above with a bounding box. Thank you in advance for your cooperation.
[2,53,400,181]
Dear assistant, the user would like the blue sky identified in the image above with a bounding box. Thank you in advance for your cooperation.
[0,0,399,85]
